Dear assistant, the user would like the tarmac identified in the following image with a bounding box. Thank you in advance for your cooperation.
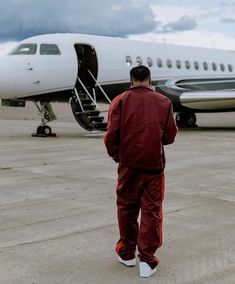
[0,102,234,284]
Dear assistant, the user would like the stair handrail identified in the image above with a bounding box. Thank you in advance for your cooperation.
[87,69,112,104]
[77,76,99,108]
[73,87,84,112]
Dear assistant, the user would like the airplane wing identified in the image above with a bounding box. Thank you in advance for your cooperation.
[180,91,235,110]
[158,77,235,111]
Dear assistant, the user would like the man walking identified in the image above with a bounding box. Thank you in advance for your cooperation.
[104,65,177,278]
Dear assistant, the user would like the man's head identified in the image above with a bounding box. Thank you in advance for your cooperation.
[130,65,151,86]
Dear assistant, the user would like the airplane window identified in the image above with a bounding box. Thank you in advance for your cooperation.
[203,62,209,71]
[176,60,181,69]
[220,63,225,72]
[136,56,143,65]
[166,59,172,68]
[228,64,233,72]
[157,58,163,68]
[212,62,217,71]
[9,43,37,55]
[185,60,191,69]
[126,56,132,67]
[147,57,153,67]
[194,61,199,70]
[40,44,61,55]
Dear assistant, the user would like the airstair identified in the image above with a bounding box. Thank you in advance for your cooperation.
[70,69,111,131]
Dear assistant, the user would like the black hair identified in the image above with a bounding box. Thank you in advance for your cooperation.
[130,65,151,82]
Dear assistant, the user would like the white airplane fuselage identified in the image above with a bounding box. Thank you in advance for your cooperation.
[0,33,235,132]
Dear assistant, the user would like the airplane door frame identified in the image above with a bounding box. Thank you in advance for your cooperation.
[74,44,98,88]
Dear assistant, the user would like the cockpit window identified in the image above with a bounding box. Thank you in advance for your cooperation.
[9,43,37,55]
[40,44,61,55]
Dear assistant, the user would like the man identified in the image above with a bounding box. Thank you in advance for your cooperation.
[104,65,177,278]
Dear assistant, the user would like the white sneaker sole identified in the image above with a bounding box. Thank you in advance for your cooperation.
[118,256,136,267]
[139,262,157,277]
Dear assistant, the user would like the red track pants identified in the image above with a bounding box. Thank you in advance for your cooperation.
[115,164,165,269]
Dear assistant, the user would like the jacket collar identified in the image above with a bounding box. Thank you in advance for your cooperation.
[128,84,155,92]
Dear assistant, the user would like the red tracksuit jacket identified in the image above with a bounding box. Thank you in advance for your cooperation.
[104,85,177,171]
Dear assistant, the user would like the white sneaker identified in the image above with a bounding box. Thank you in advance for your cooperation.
[139,261,156,278]
[118,256,136,267]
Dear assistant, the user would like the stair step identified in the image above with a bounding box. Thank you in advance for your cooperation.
[74,109,102,117]
[72,81,109,132]
[88,116,104,122]
[93,122,108,130]
[76,94,87,100]
[83,104,97,111]
[80,98,92,104]
[85,110,100,116]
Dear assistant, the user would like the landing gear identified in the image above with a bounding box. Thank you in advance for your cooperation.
[36,125,52,135]
[176,112,197,128]
[32,102,57,137]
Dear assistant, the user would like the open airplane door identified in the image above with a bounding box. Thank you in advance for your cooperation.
[70,44,109,131]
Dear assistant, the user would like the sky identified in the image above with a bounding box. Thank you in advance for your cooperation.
[0,0,235,55]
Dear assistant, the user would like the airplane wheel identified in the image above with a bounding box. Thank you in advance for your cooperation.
[36,125,52,135]
[36,125,43,134]
[186,113,196,127]
[176,113,197,127]
[42,125,52,135]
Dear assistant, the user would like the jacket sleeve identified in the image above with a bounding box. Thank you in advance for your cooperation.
[162,103,178,145]
[104,96,121,162]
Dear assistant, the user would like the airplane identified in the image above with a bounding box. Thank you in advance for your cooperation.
[0,33,235,136]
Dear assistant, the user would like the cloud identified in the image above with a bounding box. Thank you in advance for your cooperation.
[0,0,156,41]
[162,15,197,33]
[220,0,235,6]
[1,0,235,54]
[221,17,235,23]
[0,41,17,56]
[129,30,235,50]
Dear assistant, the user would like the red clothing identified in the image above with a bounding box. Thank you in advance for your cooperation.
[104,85,177,269]
[104,86,177,170]
[115,165,164,269]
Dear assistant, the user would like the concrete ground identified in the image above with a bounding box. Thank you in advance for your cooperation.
[0,103,234,284]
